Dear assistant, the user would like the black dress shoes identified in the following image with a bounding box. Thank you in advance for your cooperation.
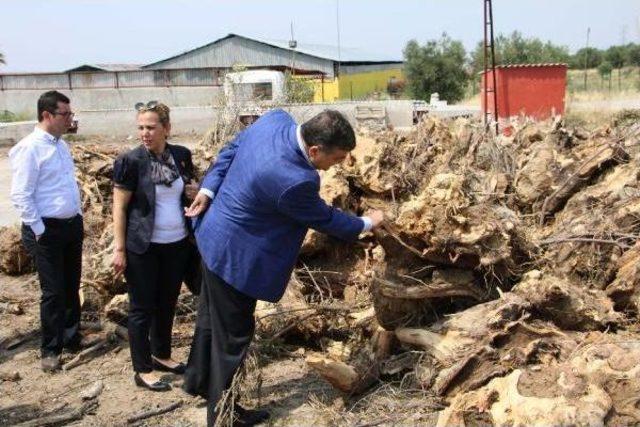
[41,355,61,372]
[134,373,171,391]
[152,358,187,375]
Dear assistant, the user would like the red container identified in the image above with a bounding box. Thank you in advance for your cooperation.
[481,63,567,121]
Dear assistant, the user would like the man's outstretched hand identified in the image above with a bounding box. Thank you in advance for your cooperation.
[366,209,385,229]
[185,192,211,217]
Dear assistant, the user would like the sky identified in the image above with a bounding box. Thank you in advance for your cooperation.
[1,0,639,73]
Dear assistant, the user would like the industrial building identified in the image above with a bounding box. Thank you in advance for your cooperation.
[0,33,404,103]
[143,33,404,101]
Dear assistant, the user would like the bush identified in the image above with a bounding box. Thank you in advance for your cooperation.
[284,72,315,103]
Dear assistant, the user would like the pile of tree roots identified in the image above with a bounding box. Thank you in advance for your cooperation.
[5,112,640,425]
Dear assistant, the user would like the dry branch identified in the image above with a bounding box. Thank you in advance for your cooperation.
[126,401,182,424]
[62,340,109,371]
[14,400,98,427]
[374,277,484,301]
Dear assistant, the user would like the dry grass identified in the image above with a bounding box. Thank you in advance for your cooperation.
[563,109,616,129]
[567,67,640,95]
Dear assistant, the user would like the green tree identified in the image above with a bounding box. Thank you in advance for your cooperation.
[627,43,640,67]
[598,61,613,90]
[468,32,569,94]
[569,47,603,69]
[283,72,315,103]
[403,33,468,103]
[606,45,626,90]
[627,43,640,85]
[470,31,570,74]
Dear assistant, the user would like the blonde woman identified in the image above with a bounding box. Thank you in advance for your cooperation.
[112,101,197,391]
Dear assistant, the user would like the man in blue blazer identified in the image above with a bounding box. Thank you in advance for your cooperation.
[183,109,383,426]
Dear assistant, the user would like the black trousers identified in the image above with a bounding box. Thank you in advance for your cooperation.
[125,238,190,373]
[183,264,256,427]
[22,215,84,357]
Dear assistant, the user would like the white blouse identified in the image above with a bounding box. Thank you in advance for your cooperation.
[150,176,188,243]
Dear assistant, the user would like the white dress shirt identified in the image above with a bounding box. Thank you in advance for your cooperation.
[9,126,82,236]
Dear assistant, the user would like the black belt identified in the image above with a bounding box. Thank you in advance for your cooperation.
[42,214,82,226]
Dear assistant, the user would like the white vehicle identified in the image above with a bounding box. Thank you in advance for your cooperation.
[223,70,286,125]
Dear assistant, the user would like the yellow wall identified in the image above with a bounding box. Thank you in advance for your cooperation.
[293,68,404,103]
[306,77,340,103]
[290,75,339,103]
[338,68,404,100]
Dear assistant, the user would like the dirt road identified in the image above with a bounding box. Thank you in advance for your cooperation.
[0,273,352,426]
[0,148,19,227]
[569,97,640,111]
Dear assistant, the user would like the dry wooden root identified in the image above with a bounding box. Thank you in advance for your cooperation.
[14,400,98,427]
[436,369,611,427]
[0,225,34,275]
[375,276,484,301]
[62,340,110,371]
[305,355,361,393]
[606,244,640,312]
[79,380,104,401]
[0,302,24,315]
[395,328,475,365]
[126,401,183,424]
[0,329,39,351]
[306,327,394,395]
[0,369,21,381]
[104,294,129,325]
[513,270,622,330]
[435,337,640,426]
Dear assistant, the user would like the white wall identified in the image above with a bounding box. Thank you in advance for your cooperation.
[0,86,223,117]
[1,98,479,143]
[75,100,417,136]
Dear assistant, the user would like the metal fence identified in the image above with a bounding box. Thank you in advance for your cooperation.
[0,68,223,90]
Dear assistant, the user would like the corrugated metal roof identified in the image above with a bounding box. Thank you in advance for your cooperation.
[66,63,143,72]
[495,63,568,68]
[145,33,402,68]
[252,35,402,63]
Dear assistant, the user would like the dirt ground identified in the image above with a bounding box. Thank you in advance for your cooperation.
[1,269,433,426]
[0,273,357,426]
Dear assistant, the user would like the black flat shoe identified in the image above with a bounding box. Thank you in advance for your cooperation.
[233,404,270,426]
[134,373,171,391]
[152,358,186,374]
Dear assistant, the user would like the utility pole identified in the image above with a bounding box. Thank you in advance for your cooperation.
[289,21,297,76]
[336,0,342,85]
[483,0,498,133]
[583,27,590,91]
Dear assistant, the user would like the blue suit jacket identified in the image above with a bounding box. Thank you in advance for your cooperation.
[196,109,364,302]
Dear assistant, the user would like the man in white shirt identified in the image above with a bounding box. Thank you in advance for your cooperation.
[9,91,84,372]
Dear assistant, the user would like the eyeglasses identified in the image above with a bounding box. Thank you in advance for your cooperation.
[134,100,159,112]
[52,110,75,118]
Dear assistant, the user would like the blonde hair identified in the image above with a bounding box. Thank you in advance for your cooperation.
[137,102,171,128]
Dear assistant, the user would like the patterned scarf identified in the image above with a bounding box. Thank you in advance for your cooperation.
[148,149,180,186]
